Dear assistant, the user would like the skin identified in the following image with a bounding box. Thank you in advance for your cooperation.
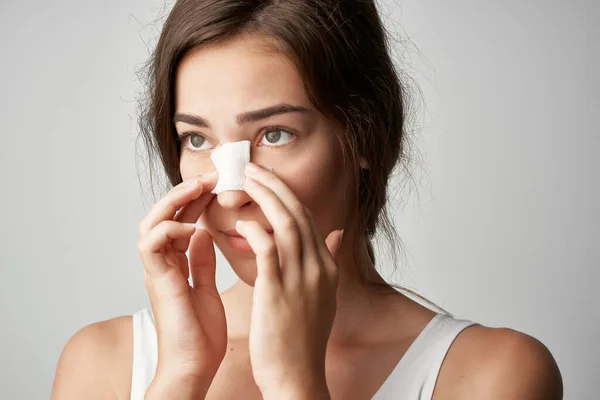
[51,33,563,399]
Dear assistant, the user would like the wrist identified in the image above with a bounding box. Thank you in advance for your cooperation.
[144,373,213,400]
[262,381,330,400]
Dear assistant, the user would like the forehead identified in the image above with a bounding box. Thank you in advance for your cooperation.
[174,34,310,113]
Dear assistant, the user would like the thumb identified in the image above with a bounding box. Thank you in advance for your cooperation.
[188,228,217,291]
[325,229,344,260]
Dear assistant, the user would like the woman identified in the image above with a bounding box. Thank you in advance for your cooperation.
[51,1,563,399]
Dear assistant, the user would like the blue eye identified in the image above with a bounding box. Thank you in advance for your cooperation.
[260,128,295,147]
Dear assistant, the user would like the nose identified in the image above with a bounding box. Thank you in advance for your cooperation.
[215,189,254,210]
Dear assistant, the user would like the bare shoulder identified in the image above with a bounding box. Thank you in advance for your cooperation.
[434,324,563,399]
[51,315,133,400]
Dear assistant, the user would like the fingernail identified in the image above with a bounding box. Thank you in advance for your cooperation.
[184,178,201,187]
[235,220,245,229]
[245,162,261,173]
[245,176,257,186]
[257,164,274,172]
[207,170,218,176]
[338,229,344,245]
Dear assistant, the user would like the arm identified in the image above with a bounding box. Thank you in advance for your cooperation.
[144,374,212,400]
[480,330,562,399]
[51,320,122,400]
[448,327,563,399]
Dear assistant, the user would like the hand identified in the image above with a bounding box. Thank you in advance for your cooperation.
[137,171,227,398]
[235,162,344,398]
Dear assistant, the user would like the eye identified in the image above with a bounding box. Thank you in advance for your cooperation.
[177,133,213,152]
[259,128,296,147]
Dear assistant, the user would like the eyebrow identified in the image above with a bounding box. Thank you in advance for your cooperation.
[173,103,311,128]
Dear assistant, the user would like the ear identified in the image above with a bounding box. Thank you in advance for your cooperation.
[359,156,370,169]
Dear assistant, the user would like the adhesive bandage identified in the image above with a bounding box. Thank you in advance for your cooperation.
[210,140,251,194]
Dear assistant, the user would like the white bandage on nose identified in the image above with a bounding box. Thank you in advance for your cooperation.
[210,140,251,194]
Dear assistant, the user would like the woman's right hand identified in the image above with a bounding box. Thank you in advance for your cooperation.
[136,171,226,398]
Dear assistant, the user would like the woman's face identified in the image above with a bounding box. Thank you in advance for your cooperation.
[174,34,349,286]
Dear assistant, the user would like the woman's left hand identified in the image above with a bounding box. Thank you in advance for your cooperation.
[235,162,344,399]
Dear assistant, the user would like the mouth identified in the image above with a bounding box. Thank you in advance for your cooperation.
[221,227,274,252]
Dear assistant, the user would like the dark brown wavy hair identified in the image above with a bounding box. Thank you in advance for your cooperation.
[135,0,447,313]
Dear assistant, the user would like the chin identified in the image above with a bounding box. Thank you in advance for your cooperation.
[213,237,259,287]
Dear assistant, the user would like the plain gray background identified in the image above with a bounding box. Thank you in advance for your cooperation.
[1,0,597,398]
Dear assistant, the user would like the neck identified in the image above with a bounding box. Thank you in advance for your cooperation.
[222,235,400,343]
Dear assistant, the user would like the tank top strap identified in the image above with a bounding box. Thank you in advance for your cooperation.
[130,308,158,400]
[372,313,479,399]
[417,313,479,397]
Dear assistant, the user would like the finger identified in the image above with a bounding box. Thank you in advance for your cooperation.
[143,268,156,304]
[143,268,184,333]
[243,177,303,286]
[235,220,282,286]
[188,228,218,292]
[244,163,319,267]
[163,249,190,281]
[305,207,343,280]
[138,172,218,237]
[172,172,218,224]
[138,220,197,277]
[323,229,343,281]
[143,268,161,321]
[171,191,215,253]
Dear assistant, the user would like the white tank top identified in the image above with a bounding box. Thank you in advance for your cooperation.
[130,308,478,400]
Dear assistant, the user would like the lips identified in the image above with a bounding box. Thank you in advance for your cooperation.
[221,226,275,252]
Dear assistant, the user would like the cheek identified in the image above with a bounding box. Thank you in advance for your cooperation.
[179,154,216,180]
[276,140,346,229]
